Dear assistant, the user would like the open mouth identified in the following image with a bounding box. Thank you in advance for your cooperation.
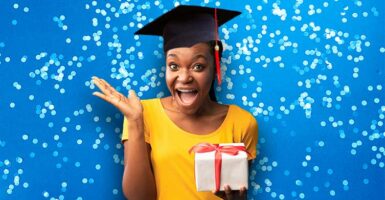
[176,88,198,105]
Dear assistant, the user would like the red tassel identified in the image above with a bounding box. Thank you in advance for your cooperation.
[214,8,221,85]
[215,47,221,85]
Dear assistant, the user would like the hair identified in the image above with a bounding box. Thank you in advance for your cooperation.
[207,41,223,102]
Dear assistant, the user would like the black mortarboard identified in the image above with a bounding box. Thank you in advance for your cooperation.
[134,5,241,84]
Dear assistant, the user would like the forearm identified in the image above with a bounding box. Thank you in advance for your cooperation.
[122,119,156,200]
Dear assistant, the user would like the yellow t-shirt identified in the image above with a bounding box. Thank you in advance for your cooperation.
[122,98,258,200]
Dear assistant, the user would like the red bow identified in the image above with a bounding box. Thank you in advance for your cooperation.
[189,143,250,192]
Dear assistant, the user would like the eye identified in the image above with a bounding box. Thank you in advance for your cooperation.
[168,63,179,71]
[193,64,205,71]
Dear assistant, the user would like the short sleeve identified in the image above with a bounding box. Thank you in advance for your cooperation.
[121,116,150,144]
[242,114,258,160]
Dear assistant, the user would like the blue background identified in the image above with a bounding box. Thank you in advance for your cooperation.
[1,0,384,199]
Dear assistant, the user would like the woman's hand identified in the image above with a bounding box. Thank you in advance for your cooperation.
[91,76,143,121]
[213,185,247,200]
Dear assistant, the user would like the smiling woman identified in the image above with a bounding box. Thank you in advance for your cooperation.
[164,43,215,115]
[92,5,258,200]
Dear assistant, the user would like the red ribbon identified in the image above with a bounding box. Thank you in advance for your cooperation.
[189,143,250,192]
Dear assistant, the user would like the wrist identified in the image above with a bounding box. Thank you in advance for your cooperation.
[125,113,143,122]
[126,116,145,139]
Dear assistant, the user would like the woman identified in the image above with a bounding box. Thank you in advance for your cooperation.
[92,5,258,200]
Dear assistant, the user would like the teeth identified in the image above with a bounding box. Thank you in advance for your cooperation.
[177,89,196,93]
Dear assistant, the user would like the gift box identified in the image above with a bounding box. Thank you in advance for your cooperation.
[189,143,249,192]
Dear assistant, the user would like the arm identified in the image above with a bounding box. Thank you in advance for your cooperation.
[91,76,156,200]
[122,118,156,200]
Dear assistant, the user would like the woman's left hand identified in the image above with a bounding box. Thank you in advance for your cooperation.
[213,185,246,200]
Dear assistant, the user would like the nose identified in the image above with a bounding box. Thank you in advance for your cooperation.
[177,68,193,83]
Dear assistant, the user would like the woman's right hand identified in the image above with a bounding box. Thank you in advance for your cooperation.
[214,185,247,200]
[91,76,143,121]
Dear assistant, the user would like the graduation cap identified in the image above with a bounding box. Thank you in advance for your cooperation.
[135,5,241,85]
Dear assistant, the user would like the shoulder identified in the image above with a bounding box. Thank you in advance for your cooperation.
[139,98,162,130]
[229,104,255,120]
[140,98,159,104]
[228,104,258,127]
[140,98,160,108]
[140,98,161,119]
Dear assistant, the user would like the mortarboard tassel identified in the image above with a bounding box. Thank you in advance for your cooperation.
[214,8,222,85]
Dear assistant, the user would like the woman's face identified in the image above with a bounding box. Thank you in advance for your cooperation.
[165,42,214,114]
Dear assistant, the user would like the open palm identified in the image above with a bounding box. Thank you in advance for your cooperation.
[92,76,143,121]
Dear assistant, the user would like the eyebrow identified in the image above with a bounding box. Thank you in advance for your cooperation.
[167,53,178,58]
[166,53,208,61]
[192,54,208,61]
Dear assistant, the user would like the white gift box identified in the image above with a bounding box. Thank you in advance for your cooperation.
[192,143,249,192]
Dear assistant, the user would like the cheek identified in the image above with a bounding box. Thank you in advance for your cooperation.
[165,70,176,88]
[197,71,214,91]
